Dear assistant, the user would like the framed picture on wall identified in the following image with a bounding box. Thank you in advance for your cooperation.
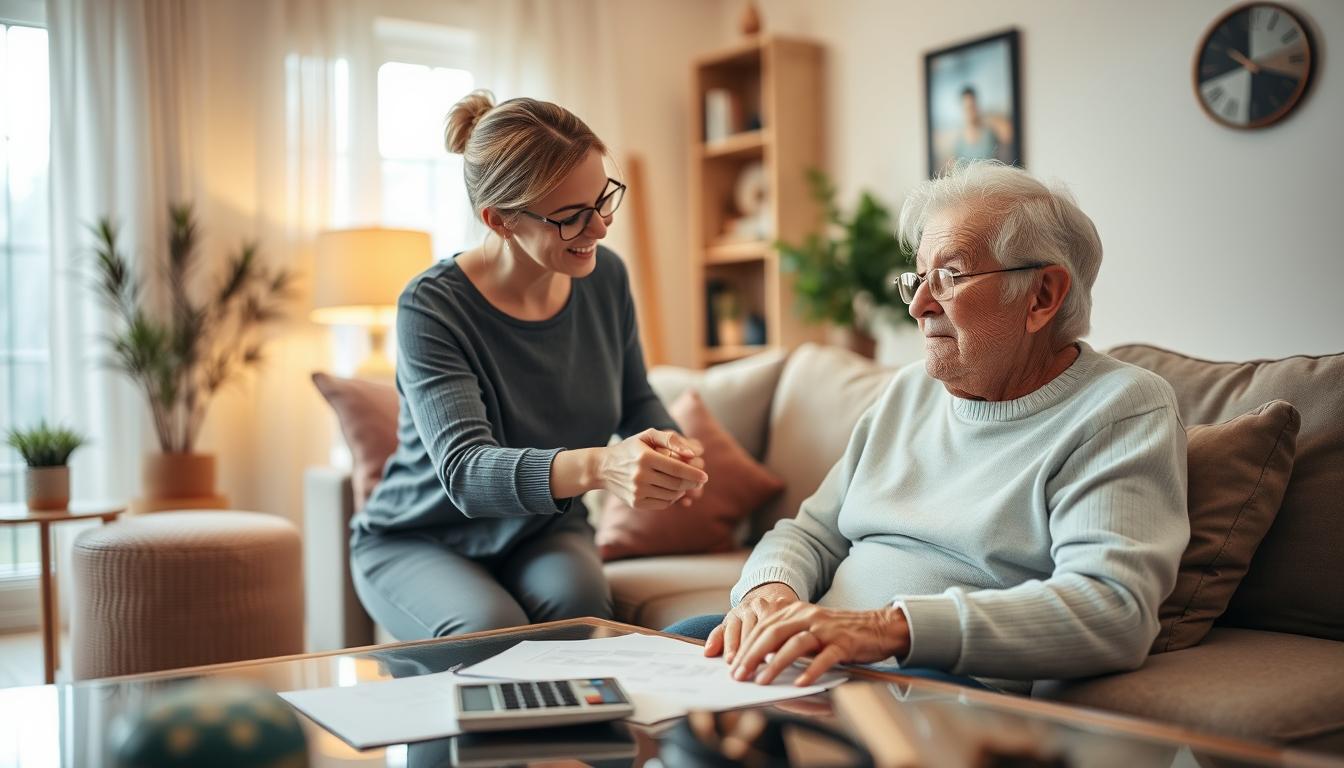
[925,29,1022,177]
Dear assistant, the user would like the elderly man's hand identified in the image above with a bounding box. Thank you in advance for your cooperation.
[704,582,801,664]
[729,603,911,686]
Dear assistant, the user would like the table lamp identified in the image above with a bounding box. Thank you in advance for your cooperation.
[311,227,431,378]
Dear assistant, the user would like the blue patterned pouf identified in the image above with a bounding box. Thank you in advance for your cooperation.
[113,678,308,768]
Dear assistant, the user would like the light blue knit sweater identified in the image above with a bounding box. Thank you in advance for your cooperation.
[730,343,1190,689]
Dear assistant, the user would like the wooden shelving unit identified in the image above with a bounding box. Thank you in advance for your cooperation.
[690,36,826,367]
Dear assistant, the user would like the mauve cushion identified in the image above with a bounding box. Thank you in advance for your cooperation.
[311,373,399,511]
[597,390,784,561]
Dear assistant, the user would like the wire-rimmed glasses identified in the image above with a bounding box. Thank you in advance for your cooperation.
[896,263,1049,304]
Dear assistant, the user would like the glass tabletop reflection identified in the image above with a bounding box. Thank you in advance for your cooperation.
[0,619,1324,767]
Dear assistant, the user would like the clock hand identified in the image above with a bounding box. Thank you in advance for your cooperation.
[1228,49,1262,75]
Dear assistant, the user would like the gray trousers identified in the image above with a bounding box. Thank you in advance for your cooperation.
[351,520,614,641]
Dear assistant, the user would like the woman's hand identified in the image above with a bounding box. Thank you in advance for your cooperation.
[728,603,911,686]
[704,582,801,664]
[654,443,706,508]
[601,429,708,510]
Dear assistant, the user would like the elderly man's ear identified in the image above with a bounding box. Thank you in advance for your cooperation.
[1024,265,1072,334]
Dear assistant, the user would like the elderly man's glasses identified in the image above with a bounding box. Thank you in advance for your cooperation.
[896,263,1049,304]
[515,178,626,241]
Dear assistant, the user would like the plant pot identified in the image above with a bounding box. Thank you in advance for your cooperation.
[826,325,877,359]
[142,452,218,500]
[26,466,70,511]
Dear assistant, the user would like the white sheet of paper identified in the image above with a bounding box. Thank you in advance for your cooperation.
[280,670,463,750]
[460,633,846,724]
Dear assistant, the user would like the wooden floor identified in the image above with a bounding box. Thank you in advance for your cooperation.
[0,629,67,688]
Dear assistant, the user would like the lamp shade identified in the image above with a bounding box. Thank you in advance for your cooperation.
[311,228,431,326]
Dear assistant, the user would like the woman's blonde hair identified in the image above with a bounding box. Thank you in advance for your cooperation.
[444,89,606,217]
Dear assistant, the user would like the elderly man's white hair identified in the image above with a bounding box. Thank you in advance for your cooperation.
[897,160,1102,343]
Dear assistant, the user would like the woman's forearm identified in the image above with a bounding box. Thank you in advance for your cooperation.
[550,447,604,499]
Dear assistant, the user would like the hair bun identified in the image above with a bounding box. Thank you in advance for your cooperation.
[444,89,496,155]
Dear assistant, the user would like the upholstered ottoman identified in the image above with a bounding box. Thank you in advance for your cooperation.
[71,511,303,680]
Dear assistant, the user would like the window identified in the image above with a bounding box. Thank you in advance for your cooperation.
[375,20,476,262]
[0,11,49,578]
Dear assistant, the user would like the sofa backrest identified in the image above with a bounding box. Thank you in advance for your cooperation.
[757,344,897,540]
[1107,344,1344,642]
[646,348,788,462]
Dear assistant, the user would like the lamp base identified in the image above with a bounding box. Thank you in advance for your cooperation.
[353,324,396,381]
[354,350,396,381]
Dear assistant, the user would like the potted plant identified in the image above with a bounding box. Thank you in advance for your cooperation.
[775,169,915,357]
[90,204,294,509]
[6,421,87,510]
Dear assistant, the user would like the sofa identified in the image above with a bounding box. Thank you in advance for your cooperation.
[304,342,1344,753]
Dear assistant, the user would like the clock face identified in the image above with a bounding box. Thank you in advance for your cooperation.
[1195,3,1312,129]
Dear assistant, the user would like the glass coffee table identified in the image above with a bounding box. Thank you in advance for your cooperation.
[0,618,1335,766]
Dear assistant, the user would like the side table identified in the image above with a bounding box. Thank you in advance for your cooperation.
[0,503,125,684]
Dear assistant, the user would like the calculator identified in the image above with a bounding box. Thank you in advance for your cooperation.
[455,678,635,732]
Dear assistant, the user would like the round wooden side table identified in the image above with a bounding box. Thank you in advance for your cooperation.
[0,503,125,684]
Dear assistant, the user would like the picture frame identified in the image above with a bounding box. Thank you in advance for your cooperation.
[925,29,1023,177]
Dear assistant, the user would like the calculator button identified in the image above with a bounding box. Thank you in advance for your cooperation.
[540,681,560,708]
[521,682,540,709]
[559,684,579,706]
[585,693,603,705]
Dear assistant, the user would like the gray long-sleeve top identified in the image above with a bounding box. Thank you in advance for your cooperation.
[353,247,675,557]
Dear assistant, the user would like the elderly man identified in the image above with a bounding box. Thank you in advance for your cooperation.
[669,161,1190,693]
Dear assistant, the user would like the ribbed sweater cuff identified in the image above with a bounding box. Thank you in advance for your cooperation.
[730,567,809,607]
[894,595,962,670]
[519,447,568,515]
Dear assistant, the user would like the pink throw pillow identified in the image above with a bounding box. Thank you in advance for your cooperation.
[596,390,785,561]
[311,373,399,510]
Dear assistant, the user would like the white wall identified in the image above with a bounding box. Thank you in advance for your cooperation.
[691,0,1344,360]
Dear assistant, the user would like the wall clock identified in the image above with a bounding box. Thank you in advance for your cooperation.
[1194,3,1313,129]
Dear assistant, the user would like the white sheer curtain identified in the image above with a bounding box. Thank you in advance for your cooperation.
[46,0,381,531]
[46,0,201,506]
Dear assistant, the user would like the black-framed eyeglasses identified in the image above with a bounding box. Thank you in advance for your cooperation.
[514,178,626,241]
[896,263,1049,304]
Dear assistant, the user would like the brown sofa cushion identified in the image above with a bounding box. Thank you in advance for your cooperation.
[596,391,785,561]
[1036,627,1344,745]
[311,373,399,511]
[758,344,895,539]
[1109,345,1344,642]
[1154,401,1300,653]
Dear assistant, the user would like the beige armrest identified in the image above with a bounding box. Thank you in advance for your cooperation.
[303,467,374,651]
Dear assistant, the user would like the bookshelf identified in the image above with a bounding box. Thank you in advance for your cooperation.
[690,36,827,367]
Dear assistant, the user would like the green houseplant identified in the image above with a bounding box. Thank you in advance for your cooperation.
[91,204,293,508]
[6,421,87,510]
[776,169,915,355]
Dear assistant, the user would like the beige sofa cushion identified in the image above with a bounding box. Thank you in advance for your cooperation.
[757,344,896,538]
[1154,400,1300,653]
[1036,627,1344,744]
[1109,345,1344,642]
[646,347,788,460]
[604,550,750,630]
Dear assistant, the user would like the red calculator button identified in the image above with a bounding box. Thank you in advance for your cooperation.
[585,693,603,705]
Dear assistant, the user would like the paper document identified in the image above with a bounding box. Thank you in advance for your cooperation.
[460,633,845,724]
[280,670,464,750]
